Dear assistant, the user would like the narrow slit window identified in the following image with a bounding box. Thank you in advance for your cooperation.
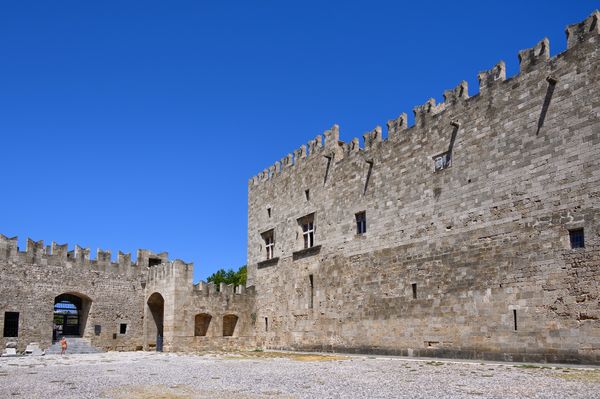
[356,211,367,235]
[267,208,271,218]
[305,189,310,201]
[323,156,332,184]
[309,274,314,309]
[513,309,518,331]
[265,317,269,332]
[569,228,585,249]
[411,283,417,299]
[3,312,19,337]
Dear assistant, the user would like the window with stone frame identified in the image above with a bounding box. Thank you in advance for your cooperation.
[355,211,367,235]
[433,151,451,172]
[569,228,585,249]
[298,214,315,249]
[261,229,275,260]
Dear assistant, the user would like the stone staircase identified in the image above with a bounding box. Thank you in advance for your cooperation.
[46,337,103,355]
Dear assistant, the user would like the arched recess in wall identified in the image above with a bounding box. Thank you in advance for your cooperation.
[53,292,92,340]
[147,292,165,352]
[222,314,238,337]
[194,313,212,337]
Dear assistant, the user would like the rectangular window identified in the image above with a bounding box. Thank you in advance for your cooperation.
[513,310,518,331]
[265,317,268,332]
[119,323,127,334]
[3,312,19,337]
[433,152,451,172]
[94,325,102,336]
[298,214,315,249]
[569,228,585,249]
[356,211,367,235]
[261,230,275,260]
[411,283,417,299]
[267,208,271,218]
[305,189,310,201]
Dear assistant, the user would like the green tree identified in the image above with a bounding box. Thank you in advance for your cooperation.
[207,265,247,288]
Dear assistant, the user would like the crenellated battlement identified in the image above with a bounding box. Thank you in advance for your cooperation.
[248,10,600,190]
[0,233,178,277]
[193,280,256,299]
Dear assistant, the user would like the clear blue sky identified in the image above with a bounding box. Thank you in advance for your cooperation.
[0,1,593,282]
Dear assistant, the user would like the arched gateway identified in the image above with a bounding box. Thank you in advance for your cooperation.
[53,293,92,341]
[146,292,164,352]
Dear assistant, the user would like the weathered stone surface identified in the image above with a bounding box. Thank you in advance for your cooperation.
[246,11,600,364]
[0,10,599,365]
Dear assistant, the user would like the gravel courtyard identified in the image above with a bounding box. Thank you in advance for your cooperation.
[1,351,599,399]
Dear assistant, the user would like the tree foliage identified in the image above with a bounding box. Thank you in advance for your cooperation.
[206,265,247,287]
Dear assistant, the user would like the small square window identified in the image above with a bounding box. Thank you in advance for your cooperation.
[261,230,275,260]
[120,323,127,334]
[433,152,451,172]
[355,212,367,235]
[569,228,585,249]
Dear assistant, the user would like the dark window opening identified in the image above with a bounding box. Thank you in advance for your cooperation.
[94,325,101,336]
[363,160,374,195]
[119,323,127,334]
[305,189,310,201]
[569,228,585,249]
[267,208,271,218]
[433,152,451,172]
[3,312,19,337]
[148,257,162,267]
[309,274,314,309]
[356,212,367,235]
[411,283,417,299]
[261,230,275,260]
[323,156,332,184]
[513,309,518,331]
[265,317,269,332]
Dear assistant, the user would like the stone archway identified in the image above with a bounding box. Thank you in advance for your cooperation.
[146,292,164,351]
[53,292,92,341]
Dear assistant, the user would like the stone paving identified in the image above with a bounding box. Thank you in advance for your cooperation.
[0,351,599,398]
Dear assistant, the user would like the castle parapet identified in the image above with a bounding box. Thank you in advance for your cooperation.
[245,11,598,190]
[518,38,550,72]
[0,233,177,279]
[478,61,506,93]
[566,10,599,49]
[193,280,256,300]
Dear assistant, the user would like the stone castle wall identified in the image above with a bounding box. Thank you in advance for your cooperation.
[247,11,600,363]
[145,261,256,352]
[0,235,154,351]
